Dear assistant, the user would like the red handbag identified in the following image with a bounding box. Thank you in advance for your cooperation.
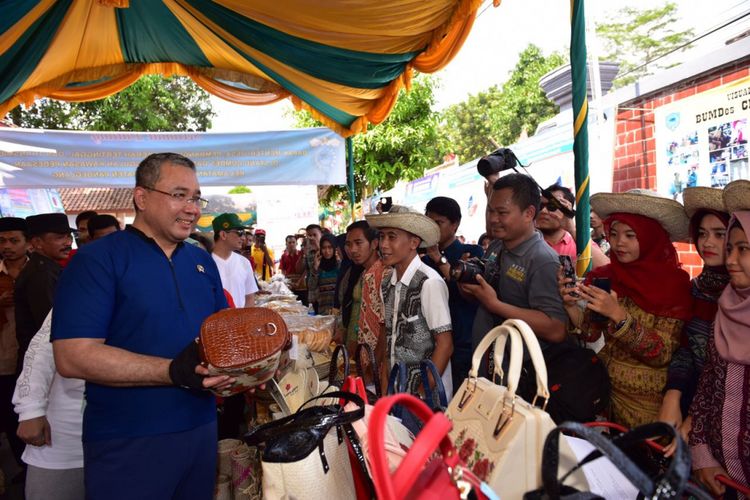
[368,393,489,500]
[341,375,375,500]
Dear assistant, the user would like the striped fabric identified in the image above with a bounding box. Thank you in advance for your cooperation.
[0,0,484,136]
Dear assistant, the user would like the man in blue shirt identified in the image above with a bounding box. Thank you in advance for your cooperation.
[52,153,232,500]
[422,196,483,389]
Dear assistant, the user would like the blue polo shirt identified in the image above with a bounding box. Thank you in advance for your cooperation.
[52,226,228,442]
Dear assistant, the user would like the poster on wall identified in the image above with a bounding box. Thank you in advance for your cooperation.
[655,75,750,202]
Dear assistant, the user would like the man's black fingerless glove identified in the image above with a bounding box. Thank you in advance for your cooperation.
[169,339,206,390]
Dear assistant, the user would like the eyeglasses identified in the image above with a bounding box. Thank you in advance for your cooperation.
[540,202,560,213]
[144,187,209,209]
[227,230,246,237]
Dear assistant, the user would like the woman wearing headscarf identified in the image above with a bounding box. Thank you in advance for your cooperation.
[658,187,730,451]
[690,180,750,497]
[314,233,340,315]
[560,191,692,428]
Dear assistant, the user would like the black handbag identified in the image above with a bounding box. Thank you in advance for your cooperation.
[244,391,372,499]
[328,344,351,388]
[523,421,712,500]
[353,343,381,404]
[517,341,610,424]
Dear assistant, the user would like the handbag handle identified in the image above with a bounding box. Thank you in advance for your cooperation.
[503,319,550,405]
[419,360,448,408]
[717,475,750,496]
[329,344,350,386]
[386,362,407,395]
[540,421,711,500]
[244,390,365,447]
[470,324,523,394]
[369,393,457,500]
[355,342,381,398]
[342,375,369,403]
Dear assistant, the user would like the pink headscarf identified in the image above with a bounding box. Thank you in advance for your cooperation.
[714,210,750,364]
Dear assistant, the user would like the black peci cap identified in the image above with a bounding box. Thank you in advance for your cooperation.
[0,217,26,233]
[26,213,76,237]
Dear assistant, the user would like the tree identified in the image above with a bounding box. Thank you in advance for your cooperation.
[291,73,444,203]
[228,186,252,194]
[596,2,694,87]
[7,75,215,131]
[441,45,565,162]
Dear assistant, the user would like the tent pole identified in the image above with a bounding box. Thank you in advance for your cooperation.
[571,0,592,276]
[346,137,355,220]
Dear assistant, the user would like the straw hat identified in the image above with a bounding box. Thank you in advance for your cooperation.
[723,179,750,214]
[366,205,440,248]
[682,187,727,219]
[590,189,690,241]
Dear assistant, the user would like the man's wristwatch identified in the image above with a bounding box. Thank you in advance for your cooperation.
[437,255,449,266]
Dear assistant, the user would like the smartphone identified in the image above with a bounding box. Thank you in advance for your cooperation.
[590,277,611,323]
[559,255,578,298]
[592,277,611,293]
[559,255,576,284]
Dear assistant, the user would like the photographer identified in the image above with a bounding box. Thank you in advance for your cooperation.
[460,173,567,349]
[423,196,482,388]
[251,228,275,281]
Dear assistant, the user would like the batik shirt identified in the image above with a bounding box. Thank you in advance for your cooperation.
[381,255,451,392]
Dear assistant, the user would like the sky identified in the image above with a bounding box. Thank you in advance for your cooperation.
[208,0,745,134]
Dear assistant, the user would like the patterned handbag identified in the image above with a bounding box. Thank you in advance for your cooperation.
[446,319,588,498]
[199,307,292,397]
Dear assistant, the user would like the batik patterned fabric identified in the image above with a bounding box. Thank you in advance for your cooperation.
[690,336,750,489]
[581,295,683,429]
[358,260,386,350]
[665,267,729,415]
[381,261,451,393]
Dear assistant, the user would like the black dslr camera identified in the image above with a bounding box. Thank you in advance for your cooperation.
[478,147,576,219]
[449,258,486,285]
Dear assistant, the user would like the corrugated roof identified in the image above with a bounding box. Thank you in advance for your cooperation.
[59,187,133,212]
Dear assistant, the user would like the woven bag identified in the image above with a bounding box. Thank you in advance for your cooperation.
[199,308,292,397]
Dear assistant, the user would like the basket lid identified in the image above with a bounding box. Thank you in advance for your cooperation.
[199,307,289,369]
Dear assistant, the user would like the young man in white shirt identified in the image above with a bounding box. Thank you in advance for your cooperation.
[14,311,85,500]
[366,206,453,396]
[211,213,258,307]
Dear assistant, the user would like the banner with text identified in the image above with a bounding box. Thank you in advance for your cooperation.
[655,75,750,202]
[0,128,345,188]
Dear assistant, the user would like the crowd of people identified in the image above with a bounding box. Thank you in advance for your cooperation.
[0,150,748,498]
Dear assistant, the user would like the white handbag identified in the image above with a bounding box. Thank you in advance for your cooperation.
[245,391,365,500]
[261,428,355,500]
[446,319,588,499]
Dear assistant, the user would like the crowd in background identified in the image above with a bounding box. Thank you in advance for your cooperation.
[0,151,748,498]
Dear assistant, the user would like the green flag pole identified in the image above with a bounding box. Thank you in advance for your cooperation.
[571,0,591,276]
[346,137,355,220]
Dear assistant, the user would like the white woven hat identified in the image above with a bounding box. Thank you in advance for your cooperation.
[590,189,690,241]
[682,187,727,219]
[723,179,750,214]
[365,205,440,247]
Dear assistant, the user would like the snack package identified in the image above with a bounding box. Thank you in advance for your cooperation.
[283,315,336,352]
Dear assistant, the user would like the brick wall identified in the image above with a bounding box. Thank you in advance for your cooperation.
[611,62,750,277]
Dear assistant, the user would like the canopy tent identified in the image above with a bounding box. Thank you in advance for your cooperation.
[0,0,593,272]
[0,0,484,137]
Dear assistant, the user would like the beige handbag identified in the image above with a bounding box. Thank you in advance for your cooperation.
[446,319,588,499]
